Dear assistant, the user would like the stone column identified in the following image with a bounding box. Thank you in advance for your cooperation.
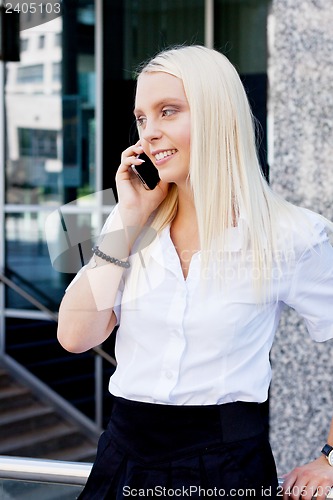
[268,0,333,474]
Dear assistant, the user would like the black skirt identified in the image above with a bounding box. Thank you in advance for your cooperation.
[78,396,278,499]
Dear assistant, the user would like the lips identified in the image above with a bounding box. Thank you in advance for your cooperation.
[153,149,177,161]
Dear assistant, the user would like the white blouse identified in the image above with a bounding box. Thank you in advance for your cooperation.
[107,208,333,405]
[68,207,333,405]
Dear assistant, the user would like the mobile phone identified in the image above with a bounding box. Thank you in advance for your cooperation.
[131,152,160,190]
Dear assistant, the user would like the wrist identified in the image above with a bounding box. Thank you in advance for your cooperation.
[92,246,130,269]
[321,443,333,466]
[100,208,143,256]
[118,206,149,229]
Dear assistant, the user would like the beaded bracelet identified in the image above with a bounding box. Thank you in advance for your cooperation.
[92,246,130,268]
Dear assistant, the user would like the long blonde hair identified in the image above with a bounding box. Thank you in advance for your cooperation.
[131,45,332,298]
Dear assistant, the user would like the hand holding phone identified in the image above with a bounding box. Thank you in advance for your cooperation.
[131,153,160,190]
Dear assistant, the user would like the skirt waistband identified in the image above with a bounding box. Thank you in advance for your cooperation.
[109,396,266,463]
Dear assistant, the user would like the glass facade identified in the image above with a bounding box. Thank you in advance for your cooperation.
[6,20,63,206]
[122,0,205,79]
[4,1,97,311]
[1,0,270,428]
[1,479,84,499]
[215,0,268,74]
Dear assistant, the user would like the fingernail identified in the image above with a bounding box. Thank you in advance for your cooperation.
[137,158,145,163]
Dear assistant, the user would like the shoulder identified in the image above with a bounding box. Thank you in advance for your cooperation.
[291,207,330,243]
[277,206,332,260]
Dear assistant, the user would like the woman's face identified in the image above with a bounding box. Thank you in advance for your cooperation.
[134,71,191,187]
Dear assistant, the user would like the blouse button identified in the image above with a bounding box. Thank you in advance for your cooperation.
[165,370,173,379]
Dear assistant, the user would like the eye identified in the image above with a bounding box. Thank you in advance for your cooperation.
[135,116,146,127]
[162,108,176,117]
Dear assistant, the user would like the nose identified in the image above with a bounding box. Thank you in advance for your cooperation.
[140,119,162,143]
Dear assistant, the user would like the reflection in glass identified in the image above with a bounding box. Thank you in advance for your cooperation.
[5,1,96,207]
[5,17,63,206]
[123,0,205,79]
[5,211,96,310]
[0,479,83,499]
[214,0,269,74]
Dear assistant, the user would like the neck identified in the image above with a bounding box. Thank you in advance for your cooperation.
[173,183,197,229]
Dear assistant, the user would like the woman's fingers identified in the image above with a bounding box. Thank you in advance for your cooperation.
[116,144,145,181]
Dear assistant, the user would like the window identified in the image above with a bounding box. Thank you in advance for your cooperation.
[54,32,61,47]
[214,0,269,74]
[20,38,29,52]
[17,64,44,83]
[122,0,204,80]
[18,128,58,159]
[52,62,61,82]
[38,35,45,49]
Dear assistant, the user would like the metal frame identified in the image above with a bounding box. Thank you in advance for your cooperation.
[0,456,308,498]
[205,0,214,48]
[0,1,6,355]
[0,456,92,486]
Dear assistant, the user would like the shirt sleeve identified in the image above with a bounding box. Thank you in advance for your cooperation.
[112,277,124,326]
[284,218,333,342]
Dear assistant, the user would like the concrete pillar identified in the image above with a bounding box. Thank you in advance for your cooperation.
[268,0,333,474]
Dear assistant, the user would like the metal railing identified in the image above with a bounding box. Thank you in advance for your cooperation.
[1,456,333,498]
[0,270,116,429]
[0,456,92,486]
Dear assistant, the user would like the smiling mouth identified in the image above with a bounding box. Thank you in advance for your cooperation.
[154,149,177,161]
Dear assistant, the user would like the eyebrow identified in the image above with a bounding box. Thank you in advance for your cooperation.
[133,98,186,116]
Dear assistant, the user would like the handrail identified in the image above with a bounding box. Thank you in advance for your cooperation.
[2,455,285,488]
[0,271,117,366]
[0,272,58,321]
[1,456,332,498]
[6,266,57,310]
[0,269,117,428]
[93,345,117,366]
[0,456,92,486]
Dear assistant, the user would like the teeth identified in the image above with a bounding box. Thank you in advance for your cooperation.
[154,149,177,161]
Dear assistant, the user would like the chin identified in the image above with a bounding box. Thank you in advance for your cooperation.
[157,171,173,183]
[158,171,187,186]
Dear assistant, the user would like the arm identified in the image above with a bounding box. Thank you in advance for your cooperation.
[57,207,139,353]
[281,215,333,498]
[57,141,169,353]
[282,419,333,500]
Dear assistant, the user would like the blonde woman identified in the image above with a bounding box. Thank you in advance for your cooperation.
[58,46,333,499]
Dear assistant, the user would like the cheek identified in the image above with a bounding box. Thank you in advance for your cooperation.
[183,133,191,157]
[179,123,191,153]
[139,134,150,151]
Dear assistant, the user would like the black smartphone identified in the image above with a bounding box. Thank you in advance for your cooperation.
[131,152,160,190]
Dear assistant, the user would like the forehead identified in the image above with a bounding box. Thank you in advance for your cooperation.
[134,72,187,111]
